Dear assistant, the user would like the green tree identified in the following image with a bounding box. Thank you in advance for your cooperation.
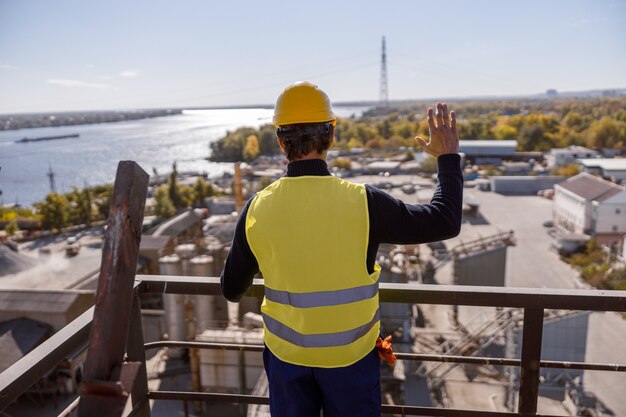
[94,185,113,220]
[518,124,553,151]
[168,163,184,209]
[4,219,19,236]
[67,186,93,226]
[257,125,281,155]
[154,185,175,219]
[38,193,70,231]
[192,177,215,207]
[243,134,260,161]
[377,119,392,139]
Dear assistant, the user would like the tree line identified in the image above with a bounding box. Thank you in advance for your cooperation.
[1,165,219,236]
[209,97,626,161]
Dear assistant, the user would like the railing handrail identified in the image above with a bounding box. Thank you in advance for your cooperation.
[141,340,626,372]
[139,274,626,311]
[1,275,626,415]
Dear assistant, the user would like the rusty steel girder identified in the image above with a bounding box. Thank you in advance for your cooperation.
[77,161,149,417]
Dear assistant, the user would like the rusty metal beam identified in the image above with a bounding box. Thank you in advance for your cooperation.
[78,161,149,417]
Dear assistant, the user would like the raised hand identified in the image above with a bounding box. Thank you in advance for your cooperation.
[415,102,459,157]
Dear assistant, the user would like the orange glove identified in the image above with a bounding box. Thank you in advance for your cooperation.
[376,335,396,366]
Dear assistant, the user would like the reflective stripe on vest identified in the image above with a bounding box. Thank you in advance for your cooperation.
[262,308,380,348]
[264,281,379,308]
[246,175,380,368]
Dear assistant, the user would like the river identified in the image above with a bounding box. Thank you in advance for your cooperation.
[0,106,368,206]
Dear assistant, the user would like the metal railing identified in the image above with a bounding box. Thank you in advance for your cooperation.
[1,276,625,417]
[1,161,625,417]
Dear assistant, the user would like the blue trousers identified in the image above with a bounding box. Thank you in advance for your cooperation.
[263,347,381,417]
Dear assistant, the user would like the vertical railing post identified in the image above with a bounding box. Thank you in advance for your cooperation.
[77,161,149,417]
[518,308,544,415]
[126,292,151,417]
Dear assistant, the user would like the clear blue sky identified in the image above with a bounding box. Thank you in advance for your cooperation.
[1,0,625,113]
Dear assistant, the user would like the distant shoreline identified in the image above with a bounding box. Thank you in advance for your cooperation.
[0,108,183,131]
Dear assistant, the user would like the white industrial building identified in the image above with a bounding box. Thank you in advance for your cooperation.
[553,173,626,245]
[592,189,626,245]
[578,158,626,184]
[545,146,598,168]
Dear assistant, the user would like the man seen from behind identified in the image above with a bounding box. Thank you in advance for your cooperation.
[221,81,463,416]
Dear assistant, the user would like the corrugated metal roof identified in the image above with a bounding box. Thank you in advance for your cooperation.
[152,209,202,237]
[0,317,52,373]
[0,290,87,314]
[0,245,38,276]
[557,172,624,202]
[139,235,171,251]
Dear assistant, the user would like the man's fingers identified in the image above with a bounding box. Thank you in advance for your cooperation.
[415,135,429,149]
[450,110,457,131]
[427,107,436,132]
[436,103,444,128]
[442,103,449,127]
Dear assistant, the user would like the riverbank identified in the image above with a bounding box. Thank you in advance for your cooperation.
[0,108,182,131]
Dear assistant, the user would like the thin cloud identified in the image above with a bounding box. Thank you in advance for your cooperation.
[119,70,138,77]
[46,79,111,89]
[0,64,19,70]
[572,18,599,27]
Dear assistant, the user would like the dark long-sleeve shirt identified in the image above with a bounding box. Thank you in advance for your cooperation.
[221,153,463,301]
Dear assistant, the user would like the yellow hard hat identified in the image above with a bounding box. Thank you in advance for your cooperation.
[272,81,336,127]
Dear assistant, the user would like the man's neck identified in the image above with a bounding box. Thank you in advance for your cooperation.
[291,151,326,162]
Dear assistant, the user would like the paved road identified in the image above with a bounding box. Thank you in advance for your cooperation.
[1,230,103,290]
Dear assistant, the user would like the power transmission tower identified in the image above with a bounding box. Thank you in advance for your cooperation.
[379,36,389,107]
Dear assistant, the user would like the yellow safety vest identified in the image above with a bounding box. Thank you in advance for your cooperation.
[246,175,381,368]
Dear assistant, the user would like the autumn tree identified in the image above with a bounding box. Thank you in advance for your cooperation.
[243,134,260,161]
[331,157,352,171]
[586,117,626,149]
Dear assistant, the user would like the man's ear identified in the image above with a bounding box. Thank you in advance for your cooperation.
[277,136,286,154]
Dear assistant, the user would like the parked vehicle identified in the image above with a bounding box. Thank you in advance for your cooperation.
[65,237,80,257]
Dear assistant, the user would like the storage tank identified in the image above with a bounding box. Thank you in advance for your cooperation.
[197,328,264,393]
[206,243,229,325]
[206,243,225,276]
[175,243,197,276]
[189,255,214,333]
[159,254,186,357]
